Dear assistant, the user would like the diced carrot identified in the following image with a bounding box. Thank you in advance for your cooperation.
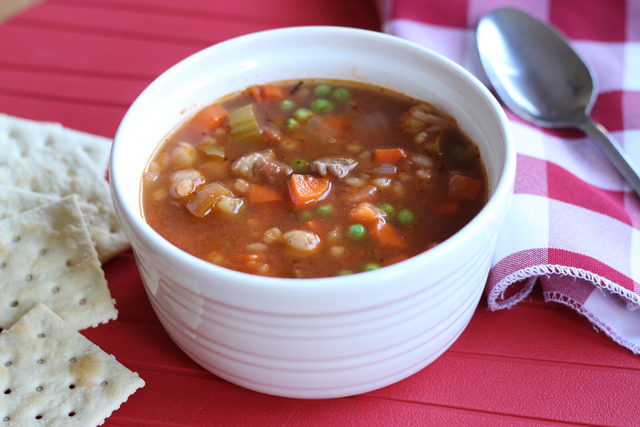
[192,104,228,131]
[262,85,283,98]
[448,174,482,201]
[371,220,407,249]
[233,253,264,264]
[248,184,284,203]
[349,202,384,225]
[435,199,460,215]
[373,148,408,165]
[288,174,331,207]
[341,185,377,205]
[249,86,262,101]
[381,254,409,267]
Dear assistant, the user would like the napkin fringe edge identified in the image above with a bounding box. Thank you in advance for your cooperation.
[488,264,640,311]
[543,291,640,355]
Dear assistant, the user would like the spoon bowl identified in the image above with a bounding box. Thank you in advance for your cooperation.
[477,8,640,196]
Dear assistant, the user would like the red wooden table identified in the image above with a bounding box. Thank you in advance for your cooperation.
[2,1,640,425]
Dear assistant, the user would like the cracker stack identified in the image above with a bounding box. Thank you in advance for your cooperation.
[0,113,130,263]
[0,115,143,425]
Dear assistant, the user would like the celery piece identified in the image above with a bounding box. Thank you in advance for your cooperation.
[229,104,262,144]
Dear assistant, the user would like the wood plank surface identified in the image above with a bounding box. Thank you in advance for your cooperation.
[2,0,639,426]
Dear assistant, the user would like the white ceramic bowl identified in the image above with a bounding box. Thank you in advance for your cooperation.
[111,26,515,399]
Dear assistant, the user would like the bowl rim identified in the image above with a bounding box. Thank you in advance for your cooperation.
[110,25,516,291]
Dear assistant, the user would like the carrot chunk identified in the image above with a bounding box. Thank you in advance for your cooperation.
[349,202,384,225]
[373,148,408,165]
[262,85,283,98]
[448,174,482,201]
[193,104,228,131]
[248,184,284,203]
[371,220,407,249]
[249,86,262,101]
[288,174,331,206]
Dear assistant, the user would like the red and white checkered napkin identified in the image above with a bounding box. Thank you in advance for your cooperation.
[381,0,640,353]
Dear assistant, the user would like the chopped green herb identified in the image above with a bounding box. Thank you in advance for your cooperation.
[300,210,313,220]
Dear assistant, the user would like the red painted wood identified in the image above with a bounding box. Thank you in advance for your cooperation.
[2,0,639,425]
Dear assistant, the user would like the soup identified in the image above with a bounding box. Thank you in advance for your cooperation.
[141,80,487,278]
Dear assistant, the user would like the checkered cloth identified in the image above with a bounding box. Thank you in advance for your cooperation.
[381,0,640,353]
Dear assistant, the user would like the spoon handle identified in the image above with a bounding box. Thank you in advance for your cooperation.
[578,118,640,198]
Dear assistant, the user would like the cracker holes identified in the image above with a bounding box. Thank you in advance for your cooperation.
[35,415,43,420]
[12,236,20,243]
[36,386,43,392]
[69,384,76,389]
[69,358,76,363]
[25,274,33,281]
[79,299,86,305]
[68,412,76,417]
[4,361,11,367]
[101,381,108,387]
[10,301,18,308]
[37,333,45,338]
[39,248,48,256]
[52,287,60,293]
[37,358,44,364]
[3,389,10,394]
[66,260,74,267]
[2,416,9,422]
[0,262,5,269]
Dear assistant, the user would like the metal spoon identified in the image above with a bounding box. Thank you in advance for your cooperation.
[477,8,640,196]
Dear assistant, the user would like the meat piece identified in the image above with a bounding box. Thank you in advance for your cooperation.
[400,105,454,135]
[231,150,292,183]
[310,157,357,178]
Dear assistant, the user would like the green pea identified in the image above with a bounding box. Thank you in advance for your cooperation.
[290,158,309,172]
[397,209,414,225]
[293,108,314,122]
[378,203,395,218]
[316,205,333,215]
[337,270,353,276]
[348,224,366,240]
[286,118,300,131]
[332,88,350,101]
[310,99,334,113]
[280,99,295,111]
[313,84,331,96]
[363,263,380,272]
[300,210,313,220]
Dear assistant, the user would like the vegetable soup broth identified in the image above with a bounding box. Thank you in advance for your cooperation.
[141,80,487,278]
